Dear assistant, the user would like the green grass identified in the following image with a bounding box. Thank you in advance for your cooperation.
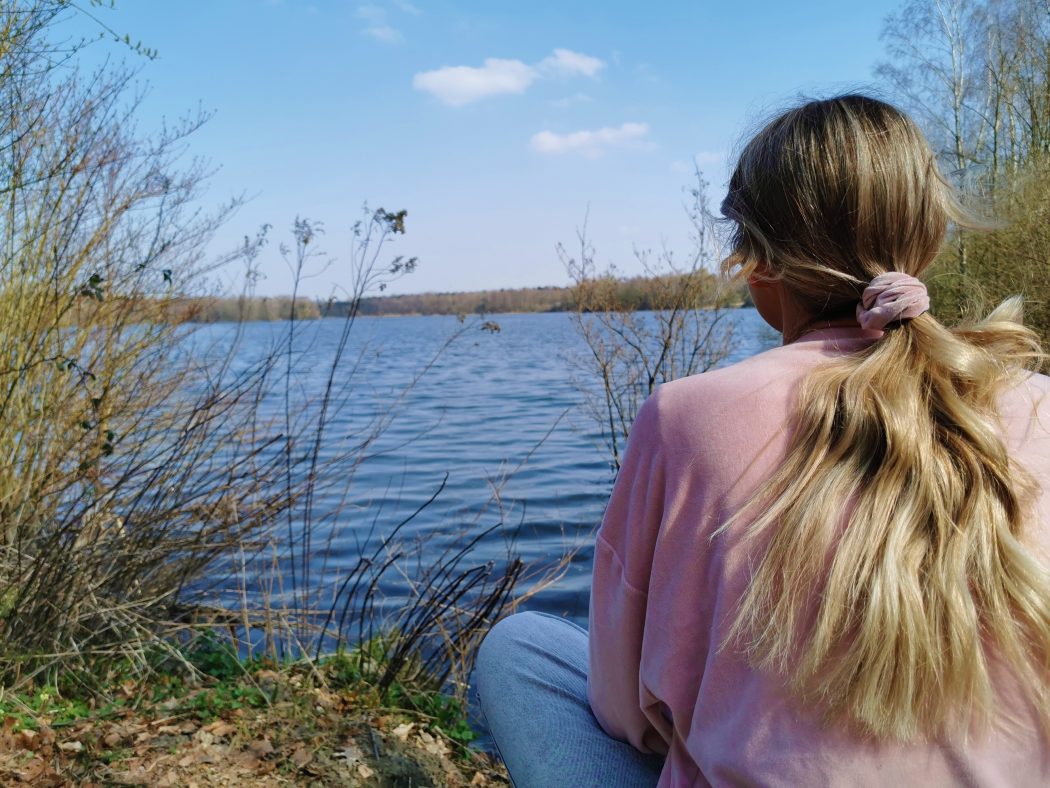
[0,688,120,733]
[392,685,476,746]
[320,639,477,748]
[182,683,270,721]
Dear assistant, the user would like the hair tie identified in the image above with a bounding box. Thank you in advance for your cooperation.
[855,272,930,331]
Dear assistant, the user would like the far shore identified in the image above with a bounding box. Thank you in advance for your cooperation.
[175,279,751,323]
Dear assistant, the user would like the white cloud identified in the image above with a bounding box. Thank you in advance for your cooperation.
[540,48,605,78]
[530,122,650,158]
[413,59,537,106]
[391,0,422,14]
[414,48,603,106]
[357,4,405,44]
[365,24,404,43]
[550,92,594,108]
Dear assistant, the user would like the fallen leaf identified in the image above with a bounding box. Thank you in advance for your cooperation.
[421,737,448,757]
[357,763,375,779]
[314,689,338,709]
[230,751,260,770]
[255,760,277,776]
[201,720,236,738]
[58,740,83,752]
[14,756,47,782]
[248,738,274,757]
[194,730,215,746]
[290,745,311,767]
[470,772,489,786]
[391,722,414,741]
[338,742,366,764]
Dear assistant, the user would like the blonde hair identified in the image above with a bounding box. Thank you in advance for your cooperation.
[719,95,1050,740]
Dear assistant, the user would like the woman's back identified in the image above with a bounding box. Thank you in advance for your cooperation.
[589,327,1050,785]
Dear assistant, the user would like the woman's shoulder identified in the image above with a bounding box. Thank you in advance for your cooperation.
[650,336,843,413]
[637,329,882,450]
[636,343,815,451]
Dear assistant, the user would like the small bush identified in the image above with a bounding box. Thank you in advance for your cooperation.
[928,158,1050,347]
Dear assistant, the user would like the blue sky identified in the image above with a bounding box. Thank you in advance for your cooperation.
[66,1,905,297]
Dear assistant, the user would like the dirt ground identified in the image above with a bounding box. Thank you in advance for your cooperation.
[0,671,509,787]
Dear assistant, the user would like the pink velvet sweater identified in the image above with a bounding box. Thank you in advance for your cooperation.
[587,327,1050,787]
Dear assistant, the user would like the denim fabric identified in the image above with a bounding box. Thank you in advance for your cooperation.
[474,611,664,787]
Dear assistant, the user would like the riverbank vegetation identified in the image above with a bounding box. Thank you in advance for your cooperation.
[880,0,1050,346]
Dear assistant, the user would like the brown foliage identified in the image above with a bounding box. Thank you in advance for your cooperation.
[929,158,1050,346]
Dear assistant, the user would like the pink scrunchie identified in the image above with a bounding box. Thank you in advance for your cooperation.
[855,272,930,331]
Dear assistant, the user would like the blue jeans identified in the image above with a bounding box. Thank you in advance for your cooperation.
[474,611,665,787]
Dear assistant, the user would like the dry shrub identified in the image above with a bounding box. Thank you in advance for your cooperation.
[0,1,285,684]
[0,2,546,705]
[928,157,1050,346]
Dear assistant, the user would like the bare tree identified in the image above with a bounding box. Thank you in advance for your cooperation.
[878,0,1050,343]
[879,0,1050,178]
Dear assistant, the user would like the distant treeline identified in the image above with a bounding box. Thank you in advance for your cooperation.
[177,277,750,323]
[170,296,323,323]
[333,285,575,317]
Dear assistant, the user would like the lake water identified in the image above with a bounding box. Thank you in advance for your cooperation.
[192,309,779,628]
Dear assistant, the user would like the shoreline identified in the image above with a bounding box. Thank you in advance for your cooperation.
[0,644,509,786]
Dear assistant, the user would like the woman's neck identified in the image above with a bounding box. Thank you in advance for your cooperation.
[785,315,862,344]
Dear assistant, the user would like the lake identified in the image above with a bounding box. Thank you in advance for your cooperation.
[191,308,779,628]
